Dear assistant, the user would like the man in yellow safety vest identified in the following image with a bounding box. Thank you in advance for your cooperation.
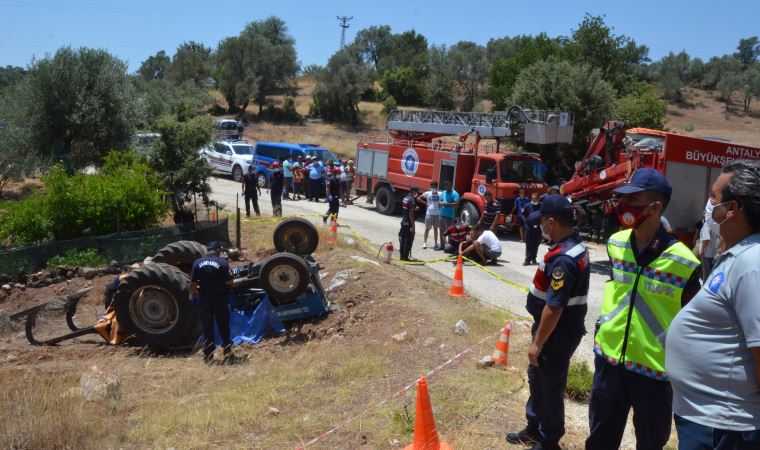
[585,168,701,450]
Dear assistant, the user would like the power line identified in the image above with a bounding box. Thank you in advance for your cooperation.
[336,15,353,49]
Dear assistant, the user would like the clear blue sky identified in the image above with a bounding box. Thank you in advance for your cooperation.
[1,0,758,72]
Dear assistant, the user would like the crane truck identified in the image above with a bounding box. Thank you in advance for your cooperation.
[354,108,575,228]
[561,121,760,243]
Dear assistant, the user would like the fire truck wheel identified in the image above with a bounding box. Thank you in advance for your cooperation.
[113,263,200,349]
[260,252,310,305]
[375,185,397,215]
[273,218,319,255]
[153,240,208,274]
[459,201,480,227]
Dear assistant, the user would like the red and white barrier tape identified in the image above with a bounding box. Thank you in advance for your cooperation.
[294,319,533,449]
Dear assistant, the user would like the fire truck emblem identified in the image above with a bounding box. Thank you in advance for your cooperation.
[401,148,419,176]
[477,184,486,195]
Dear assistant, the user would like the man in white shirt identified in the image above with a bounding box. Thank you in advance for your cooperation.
[459,223,502,265]
[699,199,721,281]
[417,181,442,250]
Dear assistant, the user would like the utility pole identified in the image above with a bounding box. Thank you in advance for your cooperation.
[337,16,353,48]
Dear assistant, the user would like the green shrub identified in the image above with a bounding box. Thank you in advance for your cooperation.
[0,150,168,245]
[382,95,398,115]
[566,361,593,402]
[684,123,695,132]
[47,248,106,268]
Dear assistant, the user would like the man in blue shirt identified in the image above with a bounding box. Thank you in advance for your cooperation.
[511,189,530,242]
[190,241,234,365]
[306,158,324,202]
[282,154,294,200]
[439,181,460,248]
[399,187,418,261]
[507,195,590,450]
[522,193,542,265]
[666,160,760,450]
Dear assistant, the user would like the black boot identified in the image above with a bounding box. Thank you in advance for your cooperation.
[529,442,561,450]
[506,426,539,445]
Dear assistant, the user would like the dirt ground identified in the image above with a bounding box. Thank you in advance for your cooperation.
[1,216,584,449]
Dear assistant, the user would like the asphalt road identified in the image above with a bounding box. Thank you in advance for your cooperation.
[209,176,611,365]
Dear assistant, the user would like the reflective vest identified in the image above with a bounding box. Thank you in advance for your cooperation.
[594,228,699,380]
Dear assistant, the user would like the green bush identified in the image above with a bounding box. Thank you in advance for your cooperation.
[566,361,594,402]
[47,248,106,268]
[614,83,667,130]
[382,95,398,115]
[0,150,168,245]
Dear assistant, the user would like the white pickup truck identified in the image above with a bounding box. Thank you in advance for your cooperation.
[200,139,255,182]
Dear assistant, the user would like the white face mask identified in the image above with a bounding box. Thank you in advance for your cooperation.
[711,201,732,226]
[705,200,714,215]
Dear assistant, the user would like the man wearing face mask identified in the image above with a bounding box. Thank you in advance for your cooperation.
[586,168,702,450]
[507,195,590,450]
[666,160,760,450]
[699,199,721,281]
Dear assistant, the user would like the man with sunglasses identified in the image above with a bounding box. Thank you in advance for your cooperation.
[586,168,701,450]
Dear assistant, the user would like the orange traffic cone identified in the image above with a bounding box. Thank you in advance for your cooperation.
[326,217,338,244]
[447,256,466,298]
[491,322,512,367]
[404,376,453,450]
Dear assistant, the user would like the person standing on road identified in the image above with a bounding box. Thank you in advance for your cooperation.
[269,161,284,216]
[241,165,261,217]
[342,160,356,206]
[307,158,324,202]
[511,189,530,242]
[418,181,442,250]
[522,193,542,265]
[323,168,342,223]
[666,160,760,450]
[479,190,500,232]
[190,241,235,365]
[586,168,701,450]
[439,181,460,248]
[507,195,590,450]
[699,198,721,281]
[399,187,418,261]
[292,157,303,201]
[282,154,294,200]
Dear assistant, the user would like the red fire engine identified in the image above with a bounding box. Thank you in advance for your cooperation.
[354,108,575,227]
[562,121,760,242]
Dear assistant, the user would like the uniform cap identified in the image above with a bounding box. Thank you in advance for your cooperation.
[207,241,221,250]
[613,168,672,196]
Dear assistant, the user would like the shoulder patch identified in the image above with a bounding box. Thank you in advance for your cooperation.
[708,272,724,294]
[550,266,565,290]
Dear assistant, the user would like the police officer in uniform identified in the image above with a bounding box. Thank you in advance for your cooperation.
[586,169,701,450]
[190,241,235,365]
[522,193,543,265]
[399,186,418,261]
[241,165,261,217]
[507,195,590,450]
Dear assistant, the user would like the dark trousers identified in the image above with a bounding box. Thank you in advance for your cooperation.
[325,196,340,218]
[399,225,414,260]
[525,231,541,263]
[675,415,760,450]
[701,256,714,282]
[526,323,583,443]
[271,188,282,215]
[283,177,292,198]
[244,192,260,216]
[309,178,321,201]
[586,355,673,450]
[199,296,232,358]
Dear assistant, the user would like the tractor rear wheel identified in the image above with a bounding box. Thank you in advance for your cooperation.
[153,240,208,274]
[259,253,310,305]
[273,217,319,255]
[113,263,200,349]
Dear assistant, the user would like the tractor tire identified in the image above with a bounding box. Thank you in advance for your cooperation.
[259,252,310,305]
[375,185,397,215]
[273,218,319,255]
[232,165,244,182]
[459,201,480,227]
[113,263,200,349]
[153,240,208,274]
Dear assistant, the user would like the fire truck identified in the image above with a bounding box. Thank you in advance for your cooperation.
[354,108,575,227]
[561,121,760,242]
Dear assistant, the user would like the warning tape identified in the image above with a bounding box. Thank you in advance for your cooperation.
[295,321,534,449]
[461,256,530,294]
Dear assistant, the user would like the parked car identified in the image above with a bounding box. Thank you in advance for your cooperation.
[200,139,254,182]
[253,142,341,188]
[132,132,161,157]
[214,119,242,139]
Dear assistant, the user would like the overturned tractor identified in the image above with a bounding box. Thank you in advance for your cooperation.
[11,218,328,349]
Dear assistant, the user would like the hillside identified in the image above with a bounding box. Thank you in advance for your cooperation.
[210,79,760,159]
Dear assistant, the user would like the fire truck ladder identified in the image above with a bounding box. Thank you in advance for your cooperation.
[386,107,574,144]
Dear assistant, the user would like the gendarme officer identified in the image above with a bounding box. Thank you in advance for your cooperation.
[508,194,590,450]
[190,241,234,364]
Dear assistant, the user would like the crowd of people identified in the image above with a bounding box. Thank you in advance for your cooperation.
[240,155,357,218]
